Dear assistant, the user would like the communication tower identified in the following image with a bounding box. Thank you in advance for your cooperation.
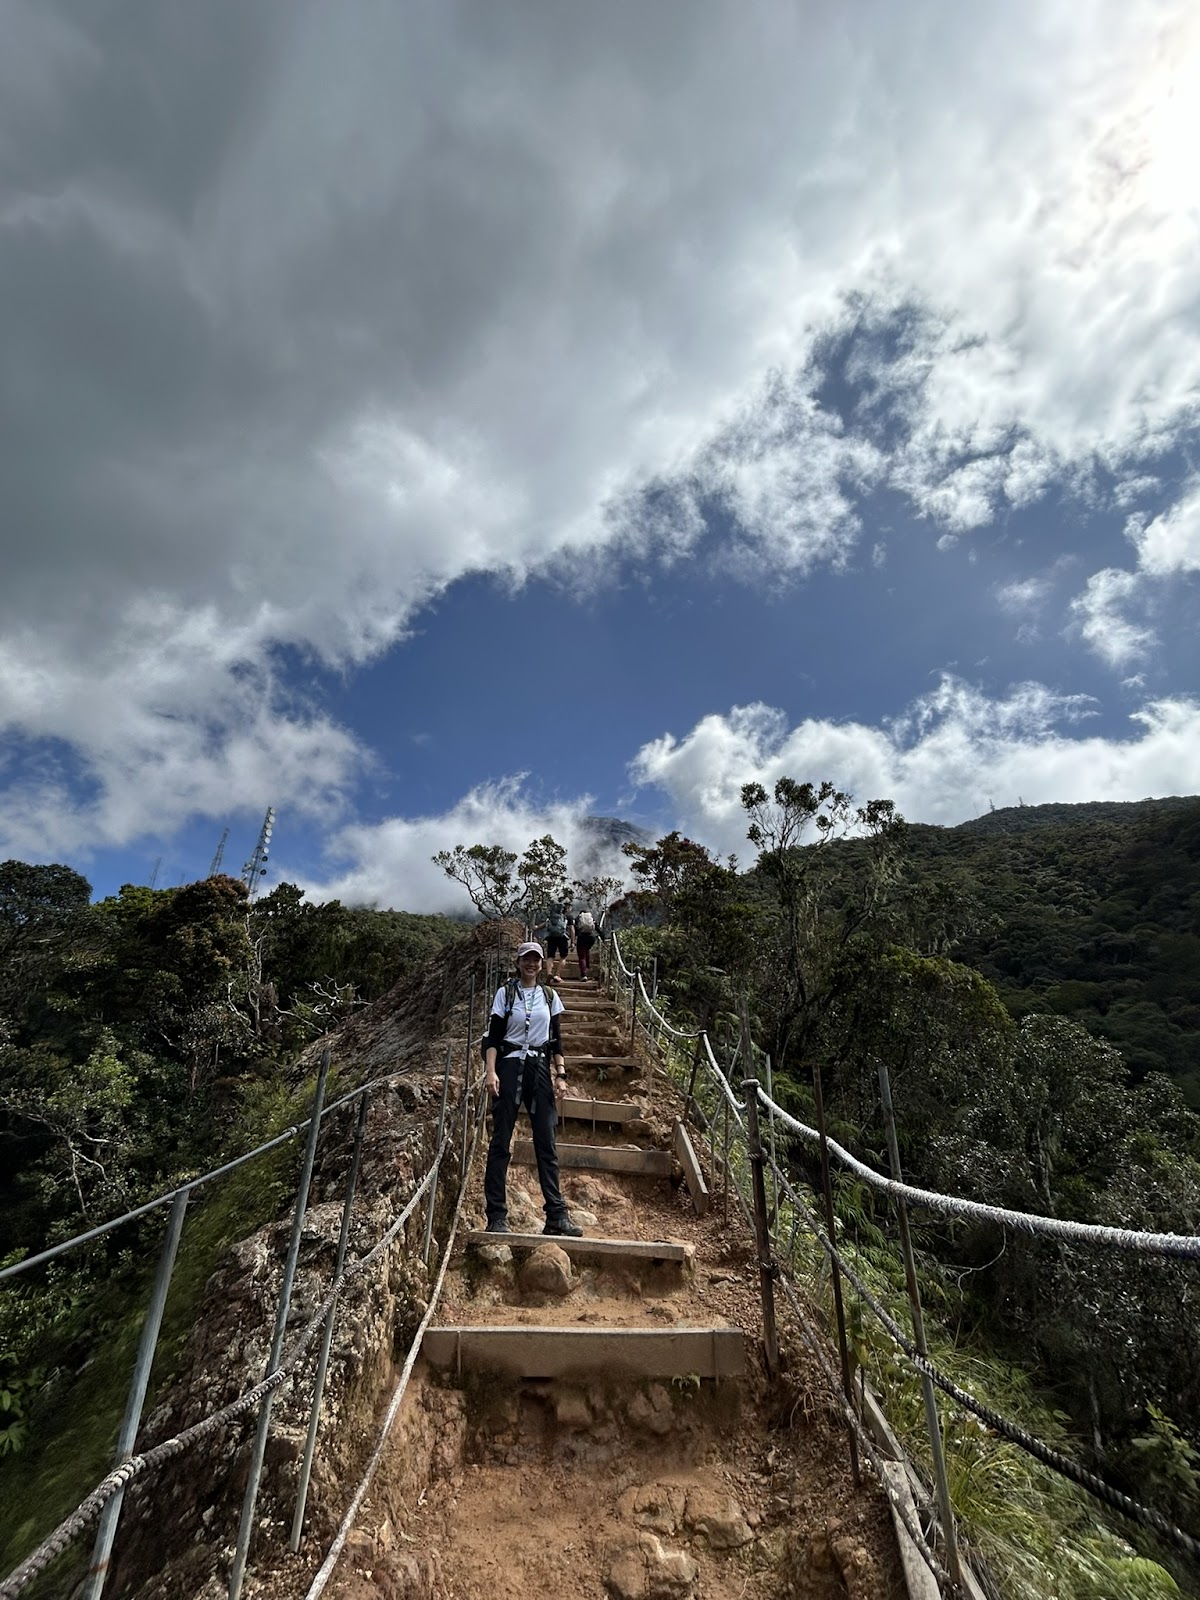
[208,828,230,878]
[242,808,275,900]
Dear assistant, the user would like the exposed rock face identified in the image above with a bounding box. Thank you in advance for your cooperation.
[518,1242,573,1298]
[617,1483,688,1534]
[626,1383,676,1435]
[682,1486,754,1549]
[606,1532,698,1600]
[107,924,505,1600]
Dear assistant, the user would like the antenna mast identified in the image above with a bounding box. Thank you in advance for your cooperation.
[242,807,275,900]
[208,828,230,878]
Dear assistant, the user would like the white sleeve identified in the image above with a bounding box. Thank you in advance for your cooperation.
[491,986,507,1017]
[550,991,565,1017]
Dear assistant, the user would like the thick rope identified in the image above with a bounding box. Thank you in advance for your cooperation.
[757,1087,1200,1261]
[767,1155,1200,1562]
[1,1062,429,1284]
[0,1126,451,1599]
[302,1075,486,1599]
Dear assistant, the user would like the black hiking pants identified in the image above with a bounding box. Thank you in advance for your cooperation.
[484,1049,567,1227]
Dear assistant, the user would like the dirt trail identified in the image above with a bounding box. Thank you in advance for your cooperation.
[327,972,906,1600]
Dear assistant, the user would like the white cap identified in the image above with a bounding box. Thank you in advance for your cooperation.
[516,941,543,959]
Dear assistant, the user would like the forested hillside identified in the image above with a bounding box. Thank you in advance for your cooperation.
[611,787,1200,1590]
[3,796,1199,1593]
[908,797,1200,1107]
[0,864,457,1492]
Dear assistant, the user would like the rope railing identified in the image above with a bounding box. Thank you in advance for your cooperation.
[0,1119,456,1600]
[0,1059,448,1285]
[609,931,1200,1583]
[756,1087,1200,1261]
[1,933,515,1600]
[765,1150,1200,1563]
[301,1072,488,1600]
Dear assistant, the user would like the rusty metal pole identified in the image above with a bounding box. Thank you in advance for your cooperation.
[723,1091,730,1226]
[461,973,477,1184]
[878,1061,963,1589]
[229,1046,331,1600]
[812,1062,860,1485]
[423,1044,453,1264]
[84,1187,190,1600]
[742,1081,780,1379]
[290,1089,369,1550]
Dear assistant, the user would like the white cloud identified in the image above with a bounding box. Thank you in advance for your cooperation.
[995,576,1053,616]
[295,675,1200,909]
[629,679,1200,859]
[1129,480,1200,576]
[3,1,1200,850]
[1070,569,1156,668]
[303,778,633,914]
[0,610,362,857]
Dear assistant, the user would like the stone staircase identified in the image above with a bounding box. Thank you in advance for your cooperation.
[339,962,906,1600]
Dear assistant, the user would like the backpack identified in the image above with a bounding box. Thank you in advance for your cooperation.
[546,910,568,935]
[576,910,596,934]
[478,977,557,1061]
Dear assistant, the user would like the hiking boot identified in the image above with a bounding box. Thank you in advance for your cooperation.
[544,1216,583,1238]
[485,1219,511,1234]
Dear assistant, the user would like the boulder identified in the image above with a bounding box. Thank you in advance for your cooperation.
[684,1486,754,1549]
[617,1482,687,1534]
[518,1243,573,1297]
[607,1533,698,1600]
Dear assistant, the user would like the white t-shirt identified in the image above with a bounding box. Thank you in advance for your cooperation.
[491,982,565,1057]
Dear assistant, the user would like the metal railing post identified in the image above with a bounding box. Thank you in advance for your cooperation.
[423,1046,453,1264]
[812,1063,861,1485]
[742,1081,780,1379]
[461,974,477,1184]
[289,1088,369,1551]
[723,1092,730,1226]
[764,1053,778,1226]
[83,1188,190,1600]
[229,1046,332,1600]
[878,1061,963,1589]
[629,971,638,1049]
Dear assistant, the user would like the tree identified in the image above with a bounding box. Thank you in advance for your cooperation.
[433,835,571,921]
[572,874,624,917]
[621,832,720,923]
[739,778,906,1070]
[518,835,571,918]
[0,862,94,1027]
[433,844,521,918]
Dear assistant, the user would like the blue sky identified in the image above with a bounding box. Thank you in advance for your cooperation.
[1,2,1199,913]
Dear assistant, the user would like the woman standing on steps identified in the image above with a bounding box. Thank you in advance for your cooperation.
[483,941,583,1237]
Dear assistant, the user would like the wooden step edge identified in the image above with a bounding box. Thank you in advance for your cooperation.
[560,1096,642,1122]
[421,1325,745,1379]
[463,1230,693,1264]
[512,1140,672,1176]
[673,1120,711,1217]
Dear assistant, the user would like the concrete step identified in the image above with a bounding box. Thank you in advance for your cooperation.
[463,1231,693,1267]
[566,1056,642,1073]
[560,1096,643,1125]
[421,1325,745,1380]
[512,1140,671,1176]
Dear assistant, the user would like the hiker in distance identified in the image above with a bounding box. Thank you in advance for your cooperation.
[574,905,599,981]
[535,900,572,983]
[483,941,583,1237]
